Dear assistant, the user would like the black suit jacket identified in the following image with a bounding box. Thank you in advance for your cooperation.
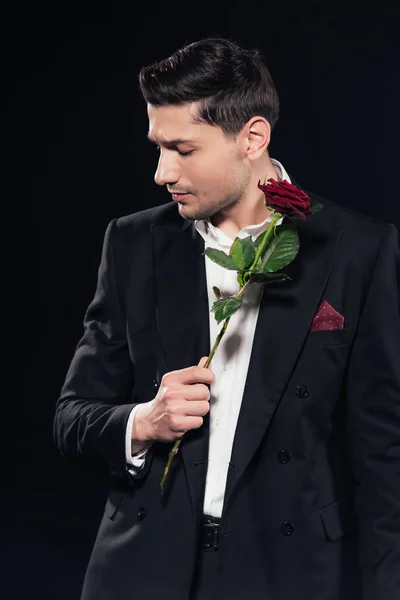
[54,179,400,600]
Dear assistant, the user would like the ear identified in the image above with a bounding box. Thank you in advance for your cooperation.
[241,116,271,160]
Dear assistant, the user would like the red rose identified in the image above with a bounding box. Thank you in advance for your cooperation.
[258,178,312,220]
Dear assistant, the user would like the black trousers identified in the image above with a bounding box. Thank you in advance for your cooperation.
[189,546,219,600]
[189,515,220,600]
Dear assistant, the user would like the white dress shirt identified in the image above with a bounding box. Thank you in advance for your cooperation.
[125,159,290,518]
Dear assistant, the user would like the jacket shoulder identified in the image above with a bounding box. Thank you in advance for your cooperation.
[114,201,182,233]
[306,187,397,241]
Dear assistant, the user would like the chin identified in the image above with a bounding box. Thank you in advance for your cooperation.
[177,198,215,221]
[177,206,201,222]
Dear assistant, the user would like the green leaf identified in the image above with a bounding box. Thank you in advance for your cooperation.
[204,248,238,270]
[213,286,222,299]
[256,224,299,273]
[229,236,255,270]
[211,297,243,324]
[311,202,323,214]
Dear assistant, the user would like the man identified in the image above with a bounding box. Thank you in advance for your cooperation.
[53,37,400,599]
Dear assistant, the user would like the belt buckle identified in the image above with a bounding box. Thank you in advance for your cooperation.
[202,519,220,550]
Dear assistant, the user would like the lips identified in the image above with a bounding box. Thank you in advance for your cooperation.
[171,192,190,201]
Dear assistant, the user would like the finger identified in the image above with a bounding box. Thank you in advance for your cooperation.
[164,383,210,404]
[184,400,210,417]
[184,384,211,403]
[180,363,215,385]
[198,356,208,367]
[163,358,215,387]
[198,356,215,383]
[169,415,204,435]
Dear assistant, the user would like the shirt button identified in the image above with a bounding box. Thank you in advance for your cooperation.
[216,419,220,426]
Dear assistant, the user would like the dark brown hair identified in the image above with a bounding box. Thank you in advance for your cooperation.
[138,37,279,138]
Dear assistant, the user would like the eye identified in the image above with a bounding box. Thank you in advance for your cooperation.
[178,150,194,157]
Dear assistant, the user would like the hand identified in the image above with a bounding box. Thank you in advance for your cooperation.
[132,357,215,444]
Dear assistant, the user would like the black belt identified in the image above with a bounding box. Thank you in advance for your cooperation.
[200,514,221,550]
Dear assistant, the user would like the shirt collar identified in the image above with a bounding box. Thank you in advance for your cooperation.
[194,158,290,249]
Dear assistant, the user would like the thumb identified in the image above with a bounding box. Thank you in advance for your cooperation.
[198,356,208,368]
[198,355,215,384]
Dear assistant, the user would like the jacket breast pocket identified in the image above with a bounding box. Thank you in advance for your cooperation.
[319,494,357,541]
[307,324,355,348]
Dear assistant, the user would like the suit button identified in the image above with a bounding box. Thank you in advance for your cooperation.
[296,384,309,398]
[153,379,159,389]
[281,521,294,536]
[277,450,291,464]
[137,507,146,521]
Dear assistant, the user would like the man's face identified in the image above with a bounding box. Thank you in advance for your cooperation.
[147,102,251,221]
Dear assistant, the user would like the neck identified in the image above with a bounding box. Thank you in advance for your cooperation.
[211,159,282,239]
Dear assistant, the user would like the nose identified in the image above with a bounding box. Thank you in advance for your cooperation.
[154,149,180,187]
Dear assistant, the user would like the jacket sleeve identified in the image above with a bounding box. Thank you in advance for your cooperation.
[53,218,153,486]
[345,223,400,599]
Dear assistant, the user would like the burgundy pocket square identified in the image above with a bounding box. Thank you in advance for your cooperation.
[310,300,344,331]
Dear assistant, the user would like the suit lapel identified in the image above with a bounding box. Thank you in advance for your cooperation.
[152,216,211,516]
[221,211,343,518]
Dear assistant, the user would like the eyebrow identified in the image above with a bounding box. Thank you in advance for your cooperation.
[146,133,194,146]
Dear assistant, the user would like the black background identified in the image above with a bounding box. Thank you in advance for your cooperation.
[3,0,400,598]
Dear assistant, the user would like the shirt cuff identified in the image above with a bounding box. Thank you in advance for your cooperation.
[125,405,152,470]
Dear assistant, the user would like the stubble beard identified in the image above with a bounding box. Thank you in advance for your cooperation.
[178,168,252,222]
[178,193,240,222]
